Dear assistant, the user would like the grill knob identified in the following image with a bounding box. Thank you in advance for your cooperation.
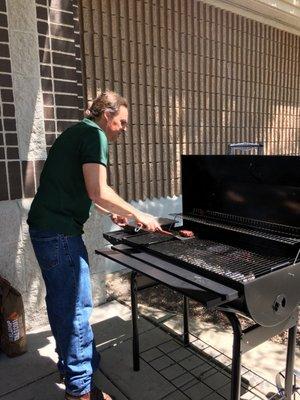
[273,294,287,313]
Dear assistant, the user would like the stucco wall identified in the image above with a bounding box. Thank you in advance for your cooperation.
[0,0,182,330]
[0,0,106,330]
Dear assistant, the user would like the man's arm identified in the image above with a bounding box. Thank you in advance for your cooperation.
[94,203,129,227]
[83,163,161,231]
[93,203,111,215]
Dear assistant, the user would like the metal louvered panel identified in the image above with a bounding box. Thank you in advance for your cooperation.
[80,0,300,202]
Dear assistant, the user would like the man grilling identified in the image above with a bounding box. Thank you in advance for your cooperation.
[27,91,162,400]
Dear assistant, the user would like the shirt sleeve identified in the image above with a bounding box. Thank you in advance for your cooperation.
[80,127,109,166]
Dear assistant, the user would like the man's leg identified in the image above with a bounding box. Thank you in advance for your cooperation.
[59,234,100,395]
[30,229,100,396]
[46,295,65,379]
[30,228,65,377]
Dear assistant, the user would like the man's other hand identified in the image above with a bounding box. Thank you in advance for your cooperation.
[110,214,128,227]
[134,212,162,232]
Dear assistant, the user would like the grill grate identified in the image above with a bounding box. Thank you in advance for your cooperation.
[147,238,291,283]
[170,212,300,245]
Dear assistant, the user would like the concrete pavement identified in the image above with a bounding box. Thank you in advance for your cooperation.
[0,300,299,400]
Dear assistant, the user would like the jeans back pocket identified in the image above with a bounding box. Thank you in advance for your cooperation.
[31,236,60,271]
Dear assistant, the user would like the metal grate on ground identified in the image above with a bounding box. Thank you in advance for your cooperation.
[139,330,299,400]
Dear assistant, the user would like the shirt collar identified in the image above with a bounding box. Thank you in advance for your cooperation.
[82,118,103,131]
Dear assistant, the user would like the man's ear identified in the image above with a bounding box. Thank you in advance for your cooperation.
[103,110,111,122]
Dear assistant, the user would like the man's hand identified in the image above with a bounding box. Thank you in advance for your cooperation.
[134,211,162,232]
[110,214,128,227]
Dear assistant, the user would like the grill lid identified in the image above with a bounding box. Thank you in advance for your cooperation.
[182,155,300,236]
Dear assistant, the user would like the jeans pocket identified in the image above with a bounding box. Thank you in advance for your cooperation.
[31,236,60,271]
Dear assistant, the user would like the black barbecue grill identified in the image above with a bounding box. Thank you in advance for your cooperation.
[97,155,300,400]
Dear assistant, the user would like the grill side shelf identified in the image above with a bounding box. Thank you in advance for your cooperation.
[95,247,227,307]
[111,244,239,302]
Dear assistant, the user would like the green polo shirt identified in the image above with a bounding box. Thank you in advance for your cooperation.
[27,118,108,235]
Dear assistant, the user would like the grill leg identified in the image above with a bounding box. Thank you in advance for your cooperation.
[223,312,242,400]
[284,323,297,400]
[183,296,190,346]
[131,271,140,371]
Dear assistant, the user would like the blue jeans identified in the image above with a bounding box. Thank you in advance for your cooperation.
[29,228,100,396]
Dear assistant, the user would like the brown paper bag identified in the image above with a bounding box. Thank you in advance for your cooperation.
[0,276,27,357]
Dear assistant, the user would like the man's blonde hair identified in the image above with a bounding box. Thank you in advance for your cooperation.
[86,90,128,119]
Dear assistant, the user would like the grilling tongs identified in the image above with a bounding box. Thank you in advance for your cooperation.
[139,224,190,241]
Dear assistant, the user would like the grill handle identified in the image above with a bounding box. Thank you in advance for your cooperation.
[226,142,263,155]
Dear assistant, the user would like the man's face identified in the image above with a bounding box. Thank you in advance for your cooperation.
[105,105,128,142]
